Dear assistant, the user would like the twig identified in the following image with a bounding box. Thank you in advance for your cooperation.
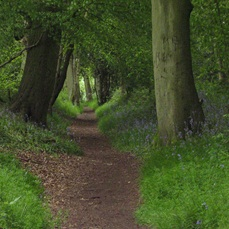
[0,34,43,69]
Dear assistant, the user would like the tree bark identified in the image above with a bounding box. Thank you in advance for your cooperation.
[73,57,81,106]
[66,55,81,106]
[49,45,74,107]
[83,73,93,101]
[10,26,60,126]
[94,62,111,105]
[152,0,205,144]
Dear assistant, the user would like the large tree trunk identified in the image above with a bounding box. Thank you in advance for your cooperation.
[10,26,60,126]
[152,0,205,144]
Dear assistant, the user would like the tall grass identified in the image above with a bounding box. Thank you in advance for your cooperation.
[96,84,229,228]
[53,89,83,117]
[83,99,99,110]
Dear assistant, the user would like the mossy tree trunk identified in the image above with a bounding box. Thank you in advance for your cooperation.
[152,0,205,144]
[10,26,60,126]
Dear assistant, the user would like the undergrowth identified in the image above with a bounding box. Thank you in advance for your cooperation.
[96,89,157,153]
[53,89,83,118]
[0,151,55,229]
[83,99,99,110]
[96,83,229,228]
[0,88,83,228]
[0,108,82,155]
[0,89,82,155]
[136,134,229,228]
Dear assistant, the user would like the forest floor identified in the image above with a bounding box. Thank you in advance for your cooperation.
[18,108,149,229]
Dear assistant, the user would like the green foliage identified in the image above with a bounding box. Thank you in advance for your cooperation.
[53,89,83,118]
[0,43,23,102]
[83,99,99,110]
[0,107,82,155]
[0,152,55,229]
[136,134,229,228]
[96,89,157,153]
[191,0,229,81]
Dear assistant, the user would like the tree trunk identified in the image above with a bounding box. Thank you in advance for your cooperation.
[83,73,93,101]
[152,0,205,144]
[49,45,74,108]
[10,26,60,126]
[66,55,81,106]
[74,57,81,106]
[94,62,111,105]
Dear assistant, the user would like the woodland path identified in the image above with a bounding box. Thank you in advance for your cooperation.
[18,108,148,229]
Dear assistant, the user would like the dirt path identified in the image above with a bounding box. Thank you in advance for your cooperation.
[18,108,148,229]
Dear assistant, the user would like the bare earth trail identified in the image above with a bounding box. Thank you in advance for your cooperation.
[18,108,149,229]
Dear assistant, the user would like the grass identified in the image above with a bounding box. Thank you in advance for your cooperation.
[0,88,83,228]
[0,108,82,155]
[95,83,229,228]
[0,89,83,155]
[53,89,83,118]
[96,89,157,153]
[136,134,229,228]
[0,151,55,229]
[83,99,99,110]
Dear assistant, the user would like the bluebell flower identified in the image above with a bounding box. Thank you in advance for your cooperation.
[196,220,202,225]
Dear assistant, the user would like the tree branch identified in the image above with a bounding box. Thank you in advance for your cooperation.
[0,34,43,69]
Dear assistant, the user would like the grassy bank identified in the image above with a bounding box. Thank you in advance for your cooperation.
[0,151,54,229]
[0,89,82,228]
[96,83,229,228]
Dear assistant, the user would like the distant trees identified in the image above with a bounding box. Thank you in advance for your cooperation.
[66,54,81,106]
[0,1,152,124]
[83,73,93,102]
[0,0,228,137]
